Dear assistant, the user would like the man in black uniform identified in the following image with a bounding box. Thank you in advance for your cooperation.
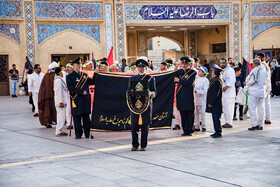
[129,59,156,151]
[206,64,223,138]
[66,58,95,139]
[174,56,197,136]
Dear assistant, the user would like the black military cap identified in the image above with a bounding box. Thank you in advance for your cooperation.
[70,57,81,64]
[100,61,108,66]
[136,59,148,67]
[211,64,223,72]
[55,67,62,75]
[180,56,191,63]
[166,59,173,65]
[161,62,167,66]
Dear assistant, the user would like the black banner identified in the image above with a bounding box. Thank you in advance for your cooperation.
[91,71,175,130]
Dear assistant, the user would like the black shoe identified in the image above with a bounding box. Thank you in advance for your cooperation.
[233,117,237,121]
[265,120,271,124]
[140,147,146,151]
[131,147,138,151]
[90,135,94,139]
[194,128,200,131]
[256,126,263,130]
[212,134,222,138]
[172,125,181,130]
[67,126,73,130]
[240,116,244,120]
[202,128,206,132]
[56,132,68,137]
[181,133,193,136]
[210,133,216,137]
[248,126,258,131]
[46,125,52,128]
[75,136,82,139]
[34,113,39,117]
[222,123,232,128]
[14,95,17,97]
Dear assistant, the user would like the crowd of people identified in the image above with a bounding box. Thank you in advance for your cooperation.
[10,52,280,151]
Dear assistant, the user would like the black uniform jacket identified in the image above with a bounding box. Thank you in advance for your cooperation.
[66,71,95,116]
[128,74,156,124]
[175,68,197,111]
[206,76,223,114]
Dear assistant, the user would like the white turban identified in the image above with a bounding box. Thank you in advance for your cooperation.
[138,56,148,62]
[48,61,58,70]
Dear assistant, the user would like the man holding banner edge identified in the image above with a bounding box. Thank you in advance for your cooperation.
[127,58,156,151]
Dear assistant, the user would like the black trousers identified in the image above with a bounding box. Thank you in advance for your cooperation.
[212,113,222,135]
[131,113,150,148]
[234,103,244,118]
[180,110,194,134]
[73,114,91,138]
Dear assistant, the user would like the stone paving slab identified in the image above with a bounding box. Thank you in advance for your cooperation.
[0,96,280,186]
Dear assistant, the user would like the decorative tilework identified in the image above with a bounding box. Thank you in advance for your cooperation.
[125,3,231,23]
[233,4,240,63]
[37,24,100,44]
[0,24,20,43]
[105,4,113,56]
[0,0,22,19]
[252,2,280,18]
[24,1,35,64]
[252,22,280,40]
[35,1,102,20]
[243,4,250,61]
[116,4,125,62]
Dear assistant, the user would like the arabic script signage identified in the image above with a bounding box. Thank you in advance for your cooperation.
[140,5,217,20]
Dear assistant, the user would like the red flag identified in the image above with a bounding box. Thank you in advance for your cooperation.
[107,47,114,66]
[247,61,253,73]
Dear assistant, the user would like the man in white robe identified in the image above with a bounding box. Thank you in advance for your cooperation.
[220,58,236,128]
[54,67,68,136]
[256,52,271,124]
[28,64,45,117]
[246,58,268,130]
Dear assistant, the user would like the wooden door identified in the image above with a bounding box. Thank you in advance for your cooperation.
[0,55,9,95]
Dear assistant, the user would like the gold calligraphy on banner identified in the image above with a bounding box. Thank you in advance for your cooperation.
[99,115,130,127]
[152,112,168,121]
[98,112,168,128]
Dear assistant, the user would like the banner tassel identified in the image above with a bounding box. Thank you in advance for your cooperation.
[139,114,143,125]
[72,99,77,108]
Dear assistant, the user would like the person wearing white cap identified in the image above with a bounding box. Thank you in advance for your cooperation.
[54,67,68,136]
[220,58,236,128]
[28,64,45,117]
[246,58,268,131]
[194,66,209,132]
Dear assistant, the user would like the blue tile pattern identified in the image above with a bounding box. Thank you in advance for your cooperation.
[233,4,240,63]
[24,1,35,63]
[35,1,102,20]
[116,4,125,62]
[252,22,280,39]
[252,3,280,18]
[0,0,22,19]
[0,24,20,43]
[125,3,231,23]
[37,24,100,44]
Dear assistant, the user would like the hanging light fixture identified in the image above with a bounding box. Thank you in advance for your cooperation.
[157,40,160,46]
